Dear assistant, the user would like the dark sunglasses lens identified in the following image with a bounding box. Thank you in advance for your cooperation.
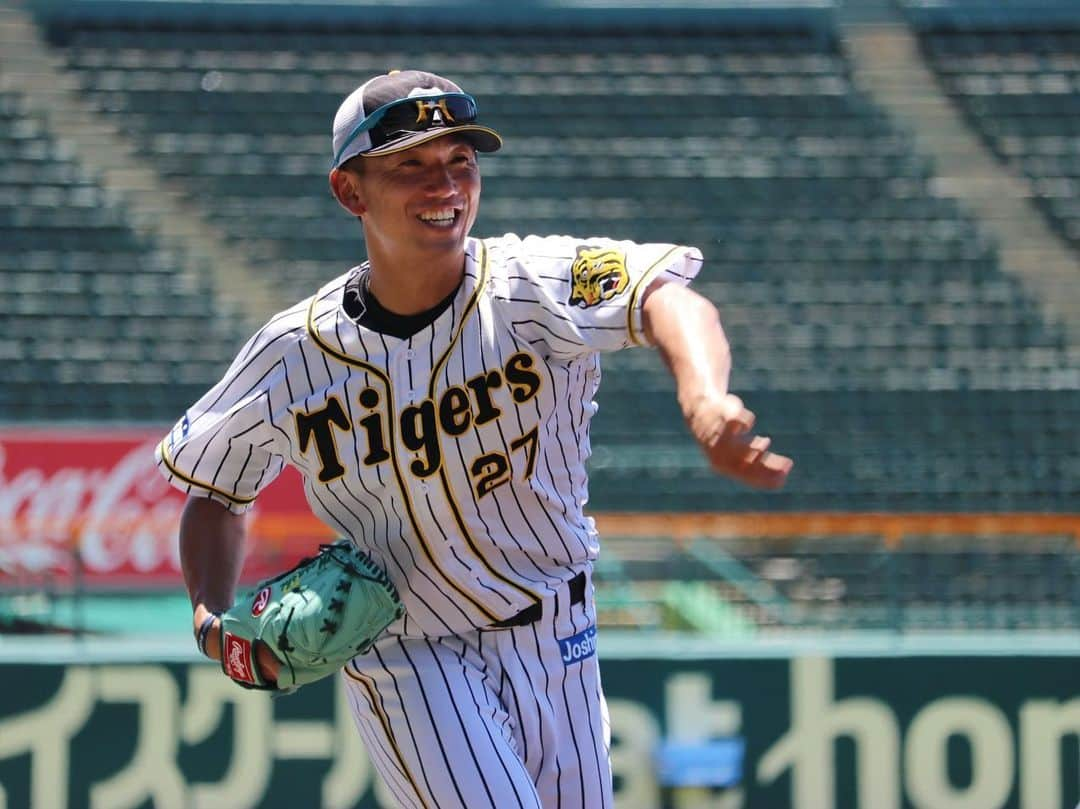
[375,96,478,138]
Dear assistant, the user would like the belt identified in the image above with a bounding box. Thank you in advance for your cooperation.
[490,571,586,629]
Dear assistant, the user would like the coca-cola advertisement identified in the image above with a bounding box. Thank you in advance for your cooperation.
[0,429,329,588]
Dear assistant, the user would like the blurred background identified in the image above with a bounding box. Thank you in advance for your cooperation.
[0,0,1077,806]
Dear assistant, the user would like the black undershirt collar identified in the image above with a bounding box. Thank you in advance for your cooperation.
[343,270,460,340]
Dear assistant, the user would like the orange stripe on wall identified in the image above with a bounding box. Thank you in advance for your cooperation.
[244,512,1080,549]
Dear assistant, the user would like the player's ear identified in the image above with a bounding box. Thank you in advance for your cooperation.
[329,168,367,217]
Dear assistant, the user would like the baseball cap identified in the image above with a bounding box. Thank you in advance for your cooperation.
[330,70,502,168]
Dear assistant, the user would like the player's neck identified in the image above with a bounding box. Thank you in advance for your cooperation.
[365,247,466,316]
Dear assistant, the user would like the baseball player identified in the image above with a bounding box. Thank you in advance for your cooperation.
[157,69,792,808]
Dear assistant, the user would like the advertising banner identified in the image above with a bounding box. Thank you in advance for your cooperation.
[0,429,326,588]
[0,650,1076,808]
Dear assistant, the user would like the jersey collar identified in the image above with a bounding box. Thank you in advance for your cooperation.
[305,238,489,364]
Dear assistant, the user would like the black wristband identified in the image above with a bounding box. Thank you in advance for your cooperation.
[196,612,220,658]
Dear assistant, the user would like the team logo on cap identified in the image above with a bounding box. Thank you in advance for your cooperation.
[414,98,456,125]
[568,246,629,309]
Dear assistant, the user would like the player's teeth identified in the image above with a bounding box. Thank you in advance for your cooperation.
[419,210,456,223]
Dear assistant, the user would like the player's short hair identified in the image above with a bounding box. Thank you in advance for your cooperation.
[338,154,365,176]
[330,70,501,169]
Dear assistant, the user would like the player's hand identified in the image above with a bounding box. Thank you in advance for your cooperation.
[685,392,793,490]
[194,607,282,683]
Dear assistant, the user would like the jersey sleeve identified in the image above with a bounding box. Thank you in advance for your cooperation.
[154,321,290,514]
[493,234,704,359]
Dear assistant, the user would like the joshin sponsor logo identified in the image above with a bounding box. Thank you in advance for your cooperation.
[560,625,597,665]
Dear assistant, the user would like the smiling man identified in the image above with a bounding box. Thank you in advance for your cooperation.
[159,69,792,808]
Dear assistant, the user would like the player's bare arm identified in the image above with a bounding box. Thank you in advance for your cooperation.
[179,496,280,679]
[642,279,793,490]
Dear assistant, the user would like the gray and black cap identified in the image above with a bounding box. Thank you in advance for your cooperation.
[330,69,502,168]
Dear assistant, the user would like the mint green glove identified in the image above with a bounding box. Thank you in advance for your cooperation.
[218,540,403,694]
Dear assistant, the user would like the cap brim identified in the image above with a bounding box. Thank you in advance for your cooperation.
[361,125,503,158]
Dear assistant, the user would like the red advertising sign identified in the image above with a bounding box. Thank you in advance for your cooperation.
[0,428,329,588]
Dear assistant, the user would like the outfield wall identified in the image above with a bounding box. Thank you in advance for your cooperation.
[1,636,1076,809]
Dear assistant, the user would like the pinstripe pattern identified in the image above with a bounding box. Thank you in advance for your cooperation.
[156,234,702,638]
[345,670,432,809]
[156,232,700,805]
[343,571,611,809]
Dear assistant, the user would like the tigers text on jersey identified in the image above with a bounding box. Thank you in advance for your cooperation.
[156,234,703,637]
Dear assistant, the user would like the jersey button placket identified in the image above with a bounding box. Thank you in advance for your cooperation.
[392,343,426,503]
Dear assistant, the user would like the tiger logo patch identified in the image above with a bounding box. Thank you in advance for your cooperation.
[568,246,629,309]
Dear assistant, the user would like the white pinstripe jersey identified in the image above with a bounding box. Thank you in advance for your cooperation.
[157,234,702,637]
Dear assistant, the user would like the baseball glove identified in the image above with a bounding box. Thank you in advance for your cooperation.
[218,539,403,693]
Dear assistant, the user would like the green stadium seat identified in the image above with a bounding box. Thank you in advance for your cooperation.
[0,19,1073,511]
[919,26,1080,250]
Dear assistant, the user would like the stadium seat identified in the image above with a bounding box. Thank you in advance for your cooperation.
[0,18,1071,511]
[918,27,1080,250]
[0,87,254,421]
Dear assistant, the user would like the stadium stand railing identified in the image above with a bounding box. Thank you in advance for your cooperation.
[5,511,1077,635]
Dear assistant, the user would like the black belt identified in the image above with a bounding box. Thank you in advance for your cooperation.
[490,571,586,629]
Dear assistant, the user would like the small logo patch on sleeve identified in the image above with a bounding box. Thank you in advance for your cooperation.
[251,587,272,617]
[559,625,598,665]
[168,415,190,452]
[223,632,258,684]
[568,246,629,309]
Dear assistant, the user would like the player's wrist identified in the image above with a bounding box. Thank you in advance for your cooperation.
[679,388,727,436]
[679,384,727,414]
[194,610,222,659]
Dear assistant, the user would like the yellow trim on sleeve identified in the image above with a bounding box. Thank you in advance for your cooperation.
[156,438,256,505]
[626,245,686,347]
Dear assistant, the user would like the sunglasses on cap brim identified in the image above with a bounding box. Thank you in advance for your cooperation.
[333,92,480,166]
